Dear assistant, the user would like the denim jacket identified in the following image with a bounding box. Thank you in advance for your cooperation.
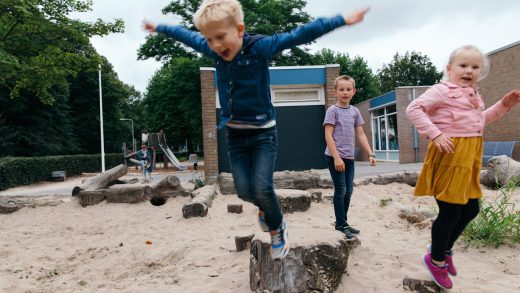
[156,15,346,128]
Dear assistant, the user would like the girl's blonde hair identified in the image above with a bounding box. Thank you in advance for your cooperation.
[334,75,356,88]
[446,45,490,81]
[193,0,244,30]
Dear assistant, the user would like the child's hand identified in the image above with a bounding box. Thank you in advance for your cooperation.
[334,156,346,172]
[143,21,157,33]
[433,133,454,154]
[500,90,520,108]
[368,156,376,166]
[344,7,370,25]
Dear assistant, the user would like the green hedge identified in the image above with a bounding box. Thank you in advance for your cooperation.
[0,153,124,191]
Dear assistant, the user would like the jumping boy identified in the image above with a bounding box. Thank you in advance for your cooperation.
[144,0,369,260]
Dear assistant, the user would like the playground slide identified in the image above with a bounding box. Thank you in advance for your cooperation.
[159,144,187,171]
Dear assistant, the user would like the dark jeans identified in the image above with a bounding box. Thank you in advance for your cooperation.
[226,127,282,230]
[326,155,355,228]
[431,199,480,261]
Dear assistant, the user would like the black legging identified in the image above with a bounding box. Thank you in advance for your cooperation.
[431,198,480,261]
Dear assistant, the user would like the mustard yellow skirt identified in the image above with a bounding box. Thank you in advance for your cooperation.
[414,137,483,204]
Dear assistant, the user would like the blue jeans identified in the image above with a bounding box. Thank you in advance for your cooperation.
[226,127,282,230]
[140,160,151,178]
[326,155,355,228]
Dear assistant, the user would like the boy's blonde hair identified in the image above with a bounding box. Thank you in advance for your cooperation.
[193,0,244,30]
[447,45,490,81]
[334,75,356,89]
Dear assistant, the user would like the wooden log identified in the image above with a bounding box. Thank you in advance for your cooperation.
[235,234,254,252]
[78,190,107,207]
[0,199,22,214]
[151,175,188,198]
[227,204,243,214]
[402,277,442,293]
[182,185,216,218]
[106,185,153,203]
[481,155,520,188]
[72,164,127,196]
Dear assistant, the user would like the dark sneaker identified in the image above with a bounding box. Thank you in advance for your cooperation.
[427,244,457,276]
[258,210,269,232]
[422,253,453,289]
[270,218,289,260]
[335,226,357,240]
[345,223,360,234]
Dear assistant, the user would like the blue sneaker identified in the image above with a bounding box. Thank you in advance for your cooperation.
[258,210,269,232]
[270,218,289,260]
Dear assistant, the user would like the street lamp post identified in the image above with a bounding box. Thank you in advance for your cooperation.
[120,118,135,153]
[98,64,105,172]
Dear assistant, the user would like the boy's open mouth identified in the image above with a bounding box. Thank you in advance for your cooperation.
[220,49,230,58]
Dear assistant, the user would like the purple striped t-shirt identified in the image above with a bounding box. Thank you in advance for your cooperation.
[323,104,364,160]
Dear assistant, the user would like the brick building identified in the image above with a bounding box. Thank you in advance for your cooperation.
[199,65,340,183]
[356,41,520,163]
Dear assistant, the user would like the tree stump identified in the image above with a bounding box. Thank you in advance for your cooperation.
[105,185,153,203]
[227,204,243,214]
[72,164,127,196]
[78,190,107,207]
[402,277,443,293]
[0,199,23,214]
[250,227,357,293]
[235,233,255,252]
[276,189,311,214]
[182,185,216,218]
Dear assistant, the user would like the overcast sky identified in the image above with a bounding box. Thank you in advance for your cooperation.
[73,0,520,94]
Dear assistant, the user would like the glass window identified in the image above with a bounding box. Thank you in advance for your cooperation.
[387,114,399,150]
[372,118,380,150]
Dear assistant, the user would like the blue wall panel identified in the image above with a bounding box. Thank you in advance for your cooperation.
[370,91,396,108]
[270,68,326,85]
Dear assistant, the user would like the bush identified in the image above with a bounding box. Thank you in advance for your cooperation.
[462,180,520,248]
[0,154,123,191]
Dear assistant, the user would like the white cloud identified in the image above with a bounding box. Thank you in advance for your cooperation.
[75,0,520,93]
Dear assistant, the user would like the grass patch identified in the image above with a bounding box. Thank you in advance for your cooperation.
[462,180,520,248]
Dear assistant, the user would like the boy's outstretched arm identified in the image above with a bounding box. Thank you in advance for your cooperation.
[344,7,370,25]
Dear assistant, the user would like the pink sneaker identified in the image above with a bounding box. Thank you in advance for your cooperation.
[427,244,457,276]
[422,254,453,289]
[445,253,458,276]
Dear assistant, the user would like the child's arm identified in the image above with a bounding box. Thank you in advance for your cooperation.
[406,85,454,153]
[483,90,520,124]
[324,124,346,172]
[355,126,376,166]
[143,21,215,57]
[258,8,369,58]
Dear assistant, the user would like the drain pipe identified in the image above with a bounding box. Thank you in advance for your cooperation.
[411,88,419,163]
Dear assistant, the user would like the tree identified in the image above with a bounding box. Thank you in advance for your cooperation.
[138,0,314,65]
[376,51,443,93]
[0,0,133,156]
[312,48,380,104]
[142,57,212,153]
[0,0,124,105]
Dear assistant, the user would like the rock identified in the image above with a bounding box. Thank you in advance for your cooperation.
[403,277,443,293]
[276,189,311,214]
[309,190,323,203]
[481,155,520,188]
[249,229,358,293]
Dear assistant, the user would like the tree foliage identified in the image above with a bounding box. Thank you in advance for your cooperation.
[376,51,443,93]
[312,48,380,104]
[138,0,313,65]
[0,0,136,157]
[143,57,212,153]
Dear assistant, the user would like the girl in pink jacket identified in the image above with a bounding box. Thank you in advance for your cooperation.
[406,45,520,289]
